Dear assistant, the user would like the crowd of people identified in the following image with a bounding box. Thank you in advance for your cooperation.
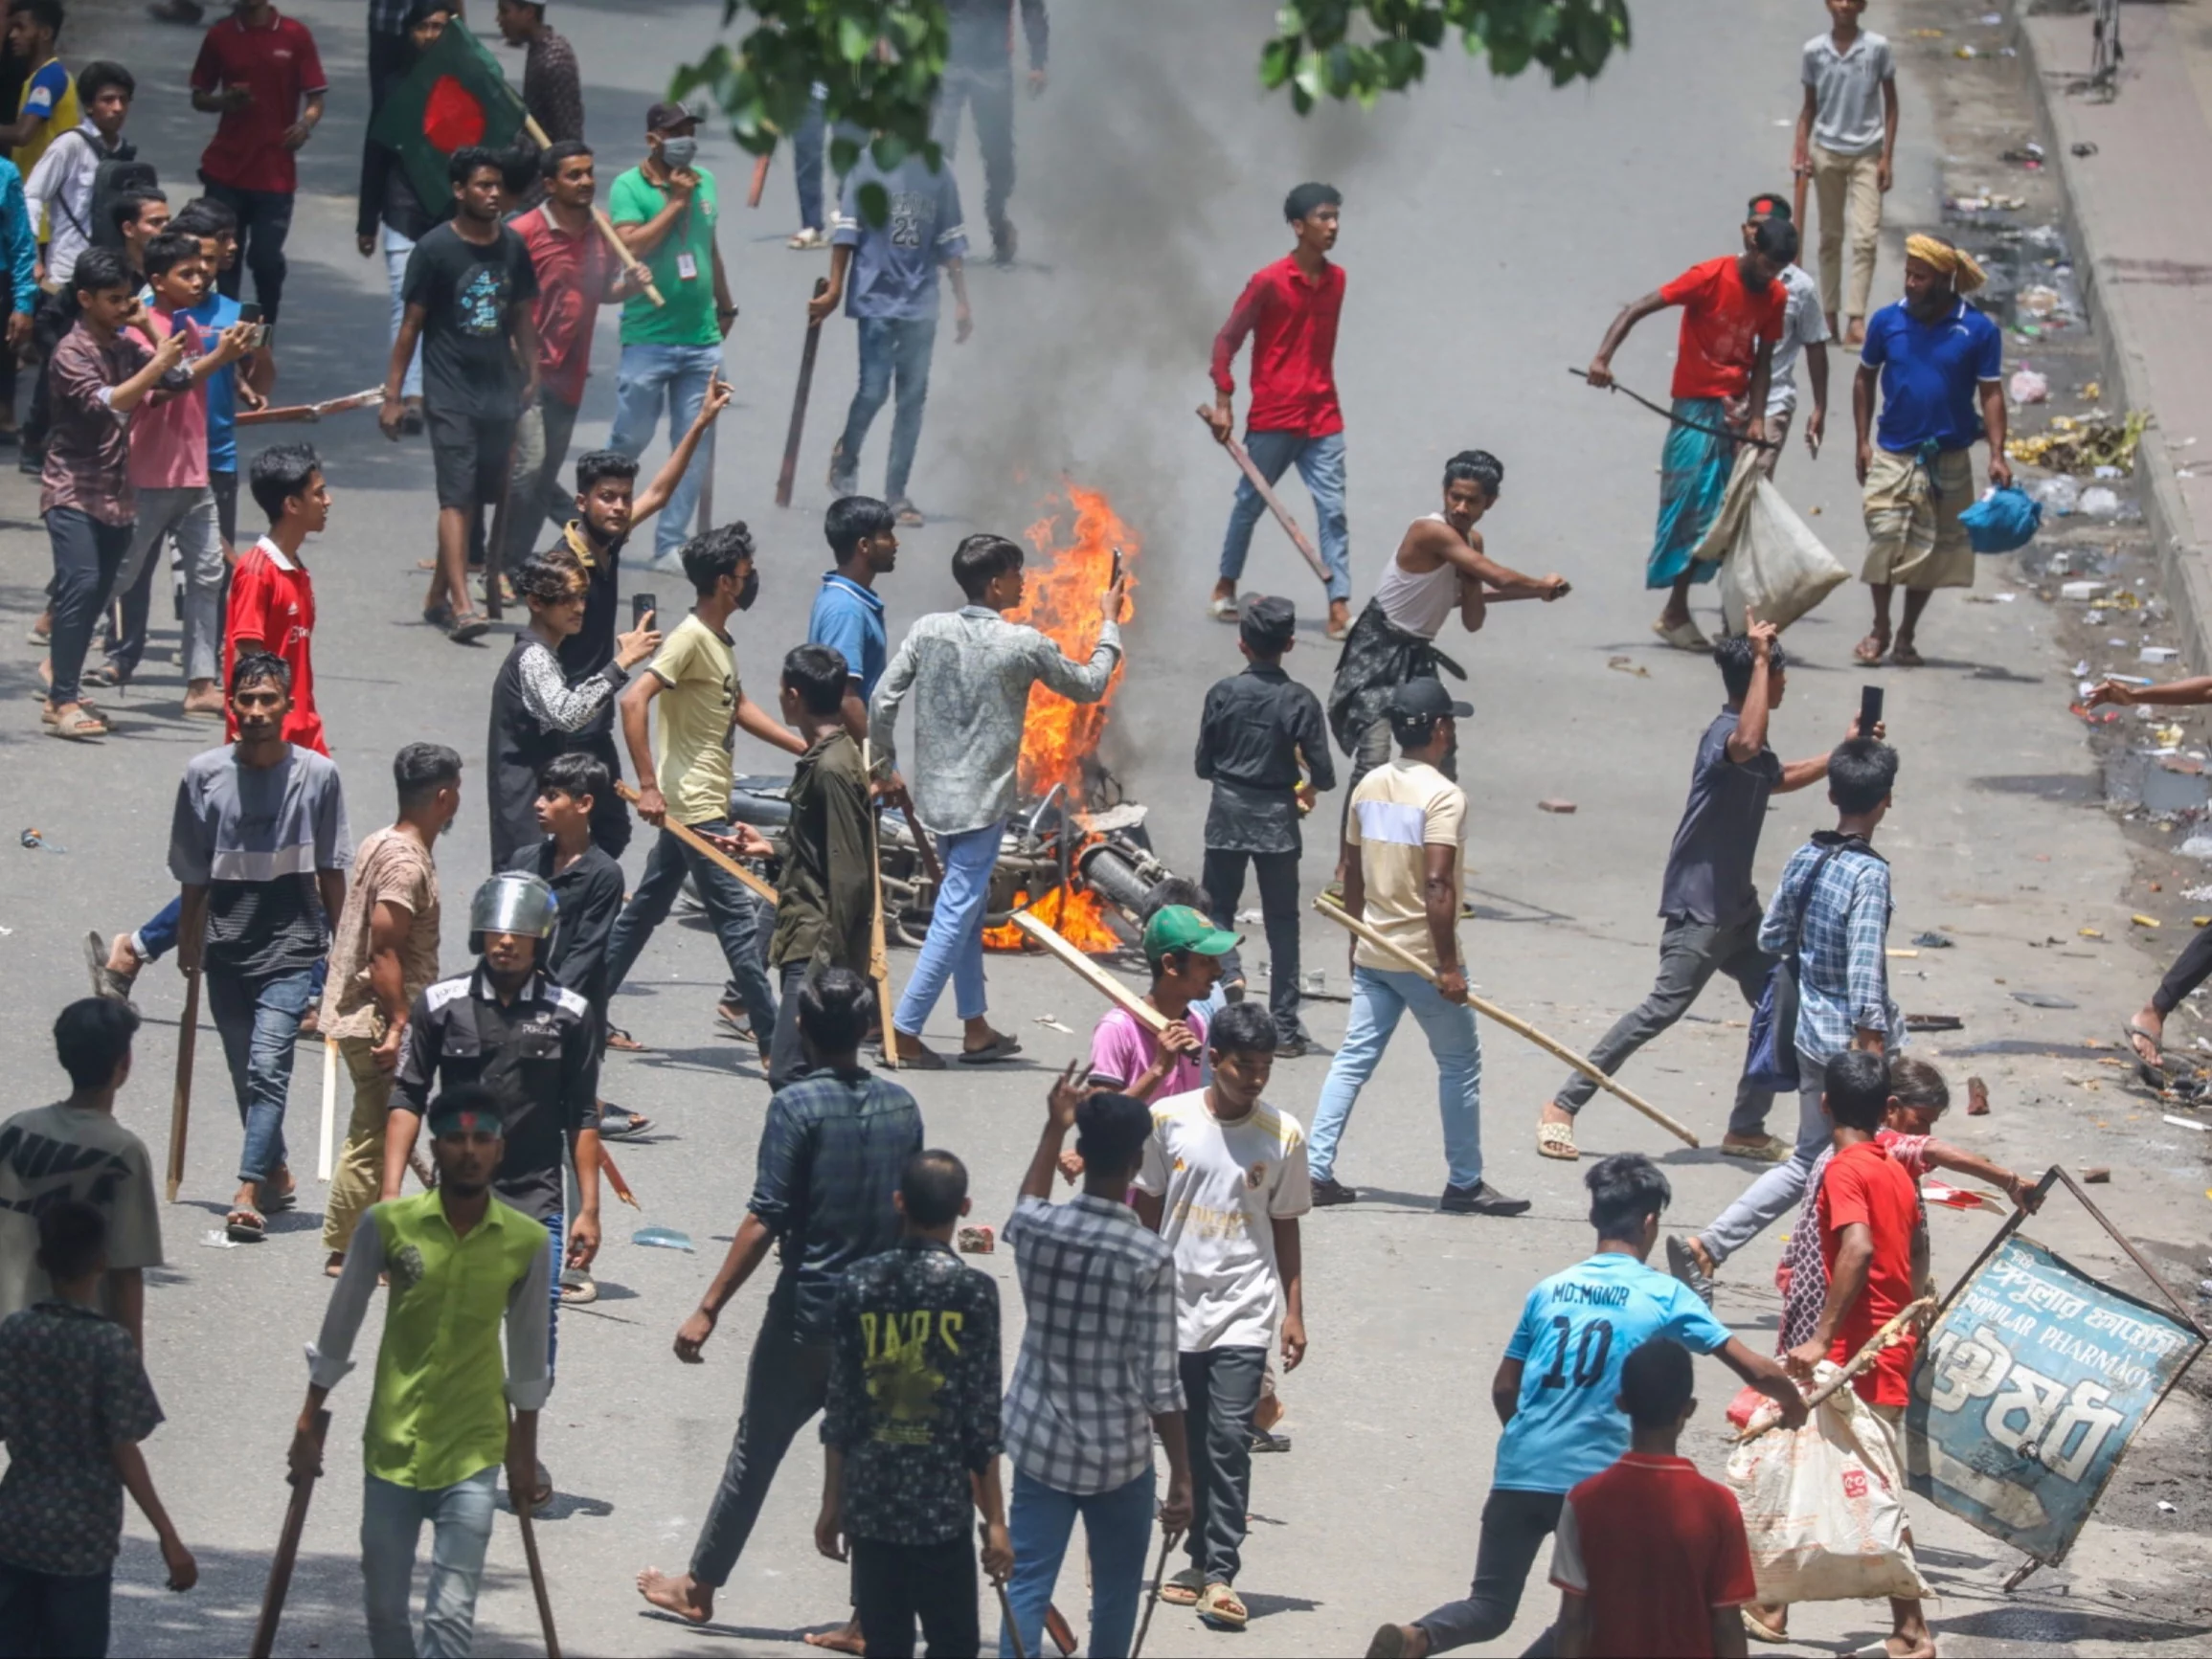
[0,1,2093,1656]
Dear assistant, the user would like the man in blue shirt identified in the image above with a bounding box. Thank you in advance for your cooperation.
[1852,234,2008,669]
[1363,1154,1802,1658]
[809,150,973,527]
[809,493,897,743]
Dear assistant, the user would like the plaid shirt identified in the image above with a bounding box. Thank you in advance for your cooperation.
[41,323,150,526]
[1758,832,1898,1060]
[1003,1195,1184,1494]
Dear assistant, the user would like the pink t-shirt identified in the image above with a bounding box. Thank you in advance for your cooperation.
[1088,1005,1208,1097]
[126,308,211,491]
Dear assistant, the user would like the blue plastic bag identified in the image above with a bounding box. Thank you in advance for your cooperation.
[1960,485,2043,553]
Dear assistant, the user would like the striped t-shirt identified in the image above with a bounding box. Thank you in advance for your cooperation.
[168,744,350,976]
[1345,758,1464,972]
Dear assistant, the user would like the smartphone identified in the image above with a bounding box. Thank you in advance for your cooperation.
[238,302,269,349]
[632,592,657,628]
[1110,547,1123,588]
[1859,684,1885,738]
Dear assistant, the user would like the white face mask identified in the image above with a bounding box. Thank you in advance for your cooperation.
[658,136,697,170]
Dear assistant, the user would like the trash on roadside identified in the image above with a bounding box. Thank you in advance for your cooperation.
[1886,949,1920,960]
[956,1223,995,1254]
[2143,646,2180,664]
[2081,486,2122,519]
[2072,142,2099,157]
[2011,991,2079,1009]
[2059,577,2102,599]
[632,1226,695,1252]
[2181,833,2212,860]
[1907,1014,1965,1031]
[2035,477,2081,516]
[2000,140,2046,164]
[1033,1015,1073,1033]
[2072,703,2123,726]
[2080,928,2105,939]
[2009,368,2049,404]
[2017,283,2062,317]
[2080,1166,2110,1182]
[1912,931,1954,948]
[198,1231,239,1250]
[1538,799,1577,815]
[1968,1076,1991,1116]
[2164,1114,2209,1133]
[2007,410,2151,475]
[17,829,65,853]
[1606,655,1650,678]
[2134,914,2163,929]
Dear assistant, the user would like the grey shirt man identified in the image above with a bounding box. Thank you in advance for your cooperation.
[1658,707,1784,932]
[1802,30,1894,155]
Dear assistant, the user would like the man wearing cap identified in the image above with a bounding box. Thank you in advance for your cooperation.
[291,1082,551,1658]
[609,101,734,570]
[1087,907,1236,1102]
[1193,594,1333,1055]
[1746,192,1831,478]
[1852,234,2008,668]
[385,872,598,1502]
[1308,680,1529,1218]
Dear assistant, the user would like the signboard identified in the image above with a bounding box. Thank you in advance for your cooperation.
[1905,1234,2202,1564]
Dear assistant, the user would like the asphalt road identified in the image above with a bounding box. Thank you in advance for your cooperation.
[0,0,2207,1654]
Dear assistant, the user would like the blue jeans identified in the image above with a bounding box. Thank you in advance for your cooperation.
[1309,965,1483,1190]
[1001,1467,1156,1658]
[361,1468,499,1659]
[0,1561,110,1658]
[835,316,937,504]
[602,820,777,1049]
[893,820,1004,1037]
[205,963,318,1187]
[1217,429,1351,601]
[609,343,722,563]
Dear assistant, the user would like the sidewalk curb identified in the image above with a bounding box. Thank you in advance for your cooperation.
[2015,22,2212,675]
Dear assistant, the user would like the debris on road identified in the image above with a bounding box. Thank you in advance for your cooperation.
[1913,931,1955,949]
[1605,655,1650,678]
[1538,799,1577,815]
[1969,1076,1991,1116]
[2011,991,2080,1008]
[632,1226,695,1252]
[2081,1166,2110,1183]
[2007,410,2150,475]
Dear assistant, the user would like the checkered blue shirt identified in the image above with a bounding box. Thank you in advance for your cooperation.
[1758,832,1898,1059]
[1003,1195,1184,1494]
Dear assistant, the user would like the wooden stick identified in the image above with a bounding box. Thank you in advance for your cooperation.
[522,113,664,307]
[482,438,514,621]
[317,1038,339,1183]
[748,151,771,209]
[985,1519,1026,1659]
[516,1493,562,1658]
[166,931,205,1203]
[1130,1526,1183,1659]
[696,422,715,534]
[1791,169,1810,270]
[777,278,830,508]
[1732,1296,1936,1446]
[1312,896,1699,1148]
[236,387,381,427]
[866,741,897,1068]
[614,782,779,906]
[903,806,944,887]
[598,1141,638,1208]
[1197,407,1329,586]
[248,1407,329,1659]
[1010,911,1165,1034]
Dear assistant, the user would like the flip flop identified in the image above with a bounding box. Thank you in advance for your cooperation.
[1721,1134,1791,1163]
[604,1026,648,1052]
[1196,1582,1249,1630]
[1208,594,1240,622]
[2125,1020,2167,1087]
[225,1207,266,1244]
[1652,617,1710,651]
[959,1035,1024,1064]
[260,1185,298,1217]
[892,1042,947,1069]
[1538,1117,1579,1161]
[1742,1609,1790,1644]
[44,705,109,740]
[1159,1568,1204,1607]
[598,1105,651,1140]
[1854,632,1890,665]
[1890,639,1925,668]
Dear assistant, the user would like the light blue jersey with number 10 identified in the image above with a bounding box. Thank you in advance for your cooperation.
[1491,1251,1733,1494]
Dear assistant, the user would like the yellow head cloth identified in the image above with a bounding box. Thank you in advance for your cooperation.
[1903,233,1987,294]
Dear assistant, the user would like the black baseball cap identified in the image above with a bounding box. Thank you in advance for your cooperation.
[1748,191,1792,221]
[645,101,699,134]
[1389,678,1472,722]
[1239,594,1296,652]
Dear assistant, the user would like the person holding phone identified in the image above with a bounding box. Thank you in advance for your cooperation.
[188,0,326,325]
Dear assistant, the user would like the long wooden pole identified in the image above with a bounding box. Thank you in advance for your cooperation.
[748,151,771,209]
[1791,169,1810,270]
[614,782,779,907]
[1731,1296,1936,1446]
[317,1038,339,1183]
[777,279,830,508]
[521,114,663,307]
[1312,895,1699,1148]
[1010,911,1167,1034]
[1197,407,1329,586]
[248,1407,330,1659]
[166,921,206,1202]
[516,1493,562,1658]
[1129,1526,1184,1659]
[865,742,898,1069]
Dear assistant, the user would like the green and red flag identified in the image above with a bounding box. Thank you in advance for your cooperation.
[368,19,529,214]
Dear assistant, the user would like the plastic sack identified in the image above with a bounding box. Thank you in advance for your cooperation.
[1727,1363,1933,1605]
[1960,485,2043,553]
[2080,485,2121,519]
[2032,475,2079,515]
[1696,449,1852,632]
[2009,368,2049,405]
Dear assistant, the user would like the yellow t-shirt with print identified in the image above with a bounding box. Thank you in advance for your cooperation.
[650,613,739,827]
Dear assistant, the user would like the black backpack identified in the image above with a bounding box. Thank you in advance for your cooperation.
[54,131,156,250]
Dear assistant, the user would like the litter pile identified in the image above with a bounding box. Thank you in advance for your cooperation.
[2008,409,2151,475]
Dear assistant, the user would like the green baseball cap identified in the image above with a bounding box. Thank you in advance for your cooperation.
[1143,905,1241,963]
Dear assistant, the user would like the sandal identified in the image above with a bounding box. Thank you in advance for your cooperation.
[1652,617,1710,651]
[1208,594,1240,622]
[225,1207,267,1244]
[1720,1134,1790,1163]
[1742,1608,1790,1644]
[959,1035,1024,1065]
[44,704,110,739]
[1854,632,1889,665]
[1159,1568,1204,1607]
[604,1025,648,1052]
[1890,638,1925,668]
[260,1184,298,1217]
[1196,1582,1249,1630]
[1538,1117,1579,1161]
[2125,1020,2168,1087]
[599,1105,651,1139]
[892,1042,947,1070]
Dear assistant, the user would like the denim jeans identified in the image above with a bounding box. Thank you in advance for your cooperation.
[795,90,827,231]
[105,484,224,684]
[361,1468,499,1659]
[1182,1346,1265,1585]
[933,57,1016,241]
[133,896,182,961]
[602,820,777,1048]
[205,963,318,1187]
[1414,1487,1564,1656]
[200,176,296,323]
[1309,965,1483,1190]
[384,227,423,400]
[1700,1047,1833,1267]
[0,1560,111,1658]
[835,316,937,504]
[690,1315,834,1586]
[1217,429,1351,601]
[1002,1467,1156,1658]
[609,343,722,563]
[893,820,1004,1037]
[504,391,581,571]
[45,507,133,706]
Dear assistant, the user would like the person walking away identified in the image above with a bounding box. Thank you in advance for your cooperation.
[1362,1155,1802,1659]
[0,1200,195,1656]
[1546,1337,1762,1659]
[1087,906,1233,1104]
[1,2,74,226]
[170,197,261,556]
[317,743,460,1276]
[485,546,658,870]
[870,533,1124,1066]
[1307,679,1527,1216]
[1205,182,1351,639]
[1852,235,2007,667]
[811,493,897,740]
[1538,619,1861,1162]
[1001,1077,1193,1659]
[635,969,924,1627]
[0,1001,162,1350]
[292,1086,549,1659]
[381,146,540,644]
[188,0,324,325]
[1585,218,1793,649]
[816,1150,1009,1657]
[354,0,450,435]
[494,0,580,147]
[1746,191,1829,477]
[1668,737,1902,1303]
[609,101,734,569]
[0,150,35,447]
[1131,1001,1306,1633]
[171,651,350,1243]
[767,644,875,1090]
[601,523,802,1059]
[1794,0,1896,346]
[813,144,971,526]
[1194,595,1333,1051]
[39,246,188,741]
[935,0,1044,266]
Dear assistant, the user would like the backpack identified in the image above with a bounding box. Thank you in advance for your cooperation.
[53,130,155,250]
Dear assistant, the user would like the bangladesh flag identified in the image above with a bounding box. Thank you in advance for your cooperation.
[368,20,529,214]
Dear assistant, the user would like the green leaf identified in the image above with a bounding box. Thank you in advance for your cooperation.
[856,178,890,226]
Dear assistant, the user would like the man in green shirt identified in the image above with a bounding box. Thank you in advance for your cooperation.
[608,101,735,569]
[291,1084,550,1659]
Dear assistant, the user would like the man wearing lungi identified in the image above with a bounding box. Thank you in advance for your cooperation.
[1585,218,1794,651]
[1851,234,2008,668]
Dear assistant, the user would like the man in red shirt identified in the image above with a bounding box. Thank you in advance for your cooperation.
[504,140,642,575]
[1205,182,1351,640]
[190,0,326,325]
[1584,217,1794,651]
[226,440,329,755]
[1547,1336,1758,1659]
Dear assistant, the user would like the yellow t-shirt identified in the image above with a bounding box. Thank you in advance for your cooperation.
[1345,758,1465,971]
[650,613,739,827]
[15,59,79,240]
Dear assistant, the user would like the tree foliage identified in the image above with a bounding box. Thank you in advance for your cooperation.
[1261,1,1632,108]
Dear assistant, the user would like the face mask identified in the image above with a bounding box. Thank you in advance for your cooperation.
[736,568,760,611]
[659,136,697,171]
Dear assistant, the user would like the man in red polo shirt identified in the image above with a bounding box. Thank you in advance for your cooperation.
[1206,181,1351,640]
[190,0,326,325]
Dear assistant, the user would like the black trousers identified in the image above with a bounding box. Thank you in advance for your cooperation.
[688,1317,833,1587]
[1201,847,1305,1042]
[851,1536,980,1658]
[2154,924,2212,1017]
[1414,1487,1563,1655]
[1181,1345,1266,1585]
[768,959,810,1091]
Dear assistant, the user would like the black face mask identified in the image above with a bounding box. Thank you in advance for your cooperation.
[736,569,759,611]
